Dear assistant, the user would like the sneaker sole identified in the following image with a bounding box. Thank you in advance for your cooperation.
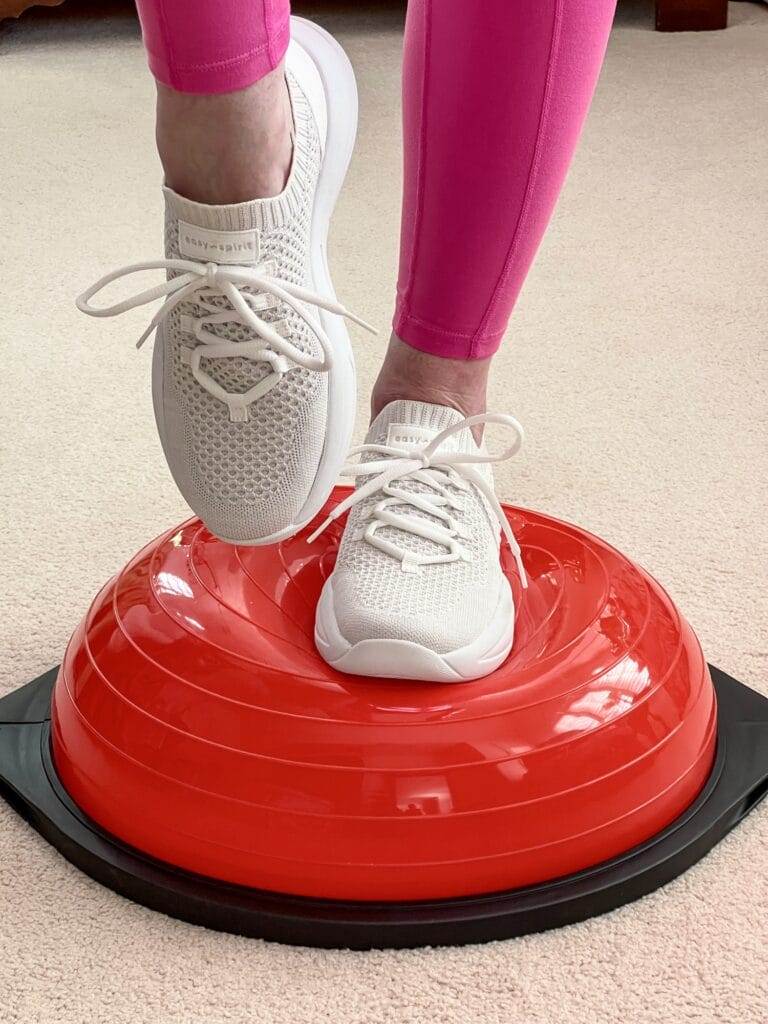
[314,575,516,683]
[152,16,359,547]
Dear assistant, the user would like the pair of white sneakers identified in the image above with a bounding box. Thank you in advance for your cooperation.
[77,18,526,683]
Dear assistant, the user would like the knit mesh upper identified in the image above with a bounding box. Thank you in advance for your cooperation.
[160,70,326,540]
[330,401,506,653]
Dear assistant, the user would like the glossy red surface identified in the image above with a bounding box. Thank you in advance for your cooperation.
[51,488,717,901]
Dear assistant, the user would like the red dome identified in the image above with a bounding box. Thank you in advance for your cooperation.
[51,487,716,902]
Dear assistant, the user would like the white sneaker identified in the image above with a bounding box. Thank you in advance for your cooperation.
[77,18,371,545]
[312,401,528,682]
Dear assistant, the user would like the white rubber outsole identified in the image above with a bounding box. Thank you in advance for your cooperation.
[153,17,359,547]
[314,576,516,682]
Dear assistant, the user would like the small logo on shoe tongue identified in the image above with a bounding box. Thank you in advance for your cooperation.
[386,423,438,448]
[178,221,260,264]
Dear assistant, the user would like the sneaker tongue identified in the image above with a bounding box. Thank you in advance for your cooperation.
[368,400,477,456]
[362,402,481,562]
[163,187,274,267]
[160,186,299,396]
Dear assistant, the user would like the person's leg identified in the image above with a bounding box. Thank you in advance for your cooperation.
[373,0,616,420]
[135,0,293,201]
[79,7,365,545]
[317,0,618,681]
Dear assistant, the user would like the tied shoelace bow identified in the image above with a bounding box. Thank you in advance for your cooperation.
[76,259,376,422]
[308,412,528,587]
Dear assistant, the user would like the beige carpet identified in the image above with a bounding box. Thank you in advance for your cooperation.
[1,2,767,1021]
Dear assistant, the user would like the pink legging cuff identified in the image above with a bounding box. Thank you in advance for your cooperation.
[395,0,615,360]
[136,1,290,95]
[392,306,504,362]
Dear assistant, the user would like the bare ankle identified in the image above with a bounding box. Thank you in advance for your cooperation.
[372,334,490,438]
[156,62,293,205]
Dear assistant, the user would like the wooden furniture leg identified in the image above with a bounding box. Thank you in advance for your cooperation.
[656,0,728,31]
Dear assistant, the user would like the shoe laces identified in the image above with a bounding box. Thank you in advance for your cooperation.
[77,258,375,423]
[308,412,528,587]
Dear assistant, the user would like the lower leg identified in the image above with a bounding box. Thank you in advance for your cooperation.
[371,336,490,423]
[136,0,292,204]
[375,0,616,417]
[156,66,293,204]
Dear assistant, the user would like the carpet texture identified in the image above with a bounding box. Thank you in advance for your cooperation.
[1,2,766,1021]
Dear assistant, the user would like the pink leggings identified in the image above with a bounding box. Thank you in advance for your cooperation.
[136,0,615,359]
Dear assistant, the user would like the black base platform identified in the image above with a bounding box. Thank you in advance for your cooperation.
[1,666,766,950]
